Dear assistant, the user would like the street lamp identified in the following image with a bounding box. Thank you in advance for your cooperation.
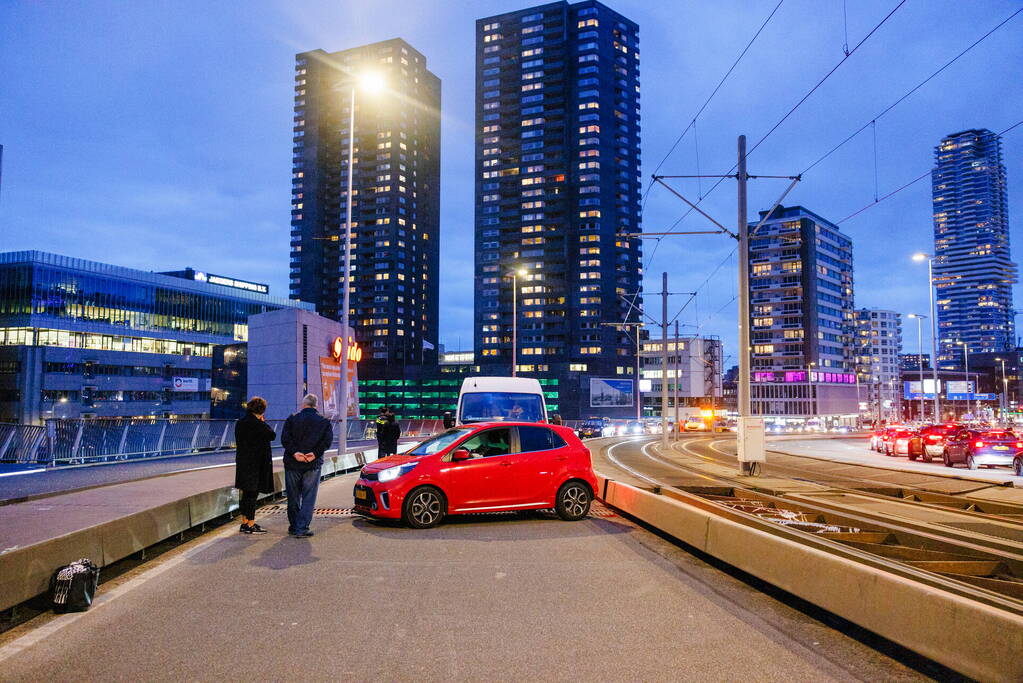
[807,361,816,422]
[508,267,528,377]
[907,314,927,423]
[912,253,941,421]
[337,70,386,459]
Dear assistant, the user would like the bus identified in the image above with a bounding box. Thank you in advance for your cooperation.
[456,377,549,425]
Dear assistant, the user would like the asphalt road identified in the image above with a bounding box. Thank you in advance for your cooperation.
[0,472,928,682]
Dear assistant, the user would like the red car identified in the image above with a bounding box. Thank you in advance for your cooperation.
[353,422,598,528]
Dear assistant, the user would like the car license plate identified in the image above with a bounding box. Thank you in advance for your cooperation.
[355,488,368,499]
[993,445,1008,451]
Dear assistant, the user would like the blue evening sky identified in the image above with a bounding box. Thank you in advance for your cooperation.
[2,1,1021,361]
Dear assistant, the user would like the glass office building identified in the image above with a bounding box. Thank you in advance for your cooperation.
[0,251,311,424]
[932,129,1016,366]
[473,0,643,420]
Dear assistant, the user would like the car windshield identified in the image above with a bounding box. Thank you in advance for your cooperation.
[583,420,604,428]
[459,392,544,423]
[406,429,474,456]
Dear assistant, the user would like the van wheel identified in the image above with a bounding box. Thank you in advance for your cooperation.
[555,481,591,521]
[403,486,446,529]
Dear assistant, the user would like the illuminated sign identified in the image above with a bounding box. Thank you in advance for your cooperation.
[205,274,269,294]
[331,336,362,363]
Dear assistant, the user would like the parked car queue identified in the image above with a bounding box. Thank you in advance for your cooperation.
[869,423,1023,475]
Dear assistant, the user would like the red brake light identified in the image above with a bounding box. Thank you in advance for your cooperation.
[1016,442,1022,448]
[974,441,984,448]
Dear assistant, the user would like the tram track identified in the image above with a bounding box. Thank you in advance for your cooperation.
[597,436,1023,609]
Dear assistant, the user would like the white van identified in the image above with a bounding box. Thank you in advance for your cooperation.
[456,377,548,425]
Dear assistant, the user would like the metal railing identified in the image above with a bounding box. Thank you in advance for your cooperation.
[0,417,451,467]
[0,417,651,467]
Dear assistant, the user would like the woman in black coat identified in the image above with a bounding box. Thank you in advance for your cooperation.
[235,396,276,534]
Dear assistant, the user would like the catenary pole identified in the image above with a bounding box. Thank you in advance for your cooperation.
[928,257,940,421]
[661,272,670,448]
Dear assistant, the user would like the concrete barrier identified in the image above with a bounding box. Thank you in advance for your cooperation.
[597,472,1023,683]
[0,451,367,613]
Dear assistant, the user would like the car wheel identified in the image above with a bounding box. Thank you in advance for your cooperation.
[943,450,953,467]
[1014,458,1023,477]
[908,448,918,461]
[402,486,446,529]
[555,480,592,521]
[966,454,978,471]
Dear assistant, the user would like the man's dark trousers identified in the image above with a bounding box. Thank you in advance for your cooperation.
[285,468,321,534]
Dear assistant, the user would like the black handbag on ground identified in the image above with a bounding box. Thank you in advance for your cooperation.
[49,558,100,613]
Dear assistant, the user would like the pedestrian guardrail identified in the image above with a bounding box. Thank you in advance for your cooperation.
[0,417,451,467]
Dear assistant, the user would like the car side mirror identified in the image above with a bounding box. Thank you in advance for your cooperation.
[451,448,471,462]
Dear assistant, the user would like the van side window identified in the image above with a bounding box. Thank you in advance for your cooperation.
[518,426,566,452]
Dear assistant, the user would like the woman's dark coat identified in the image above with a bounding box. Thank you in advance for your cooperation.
[234,413,276,493]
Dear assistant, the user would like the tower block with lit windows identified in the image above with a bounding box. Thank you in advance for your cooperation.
[290,39,441,376]
[473,1,643,419]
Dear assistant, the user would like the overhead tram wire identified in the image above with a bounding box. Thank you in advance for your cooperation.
[800,5,1023,176]
[837,117,1023,226]
[633,0,785,306]
[649,0,785,179]
[651,0,909,244]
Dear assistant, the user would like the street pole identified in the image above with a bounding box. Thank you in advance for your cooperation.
[916,316,924,423]
[735,135,763,474]
[927,257,940,421]
[674,320,680,441]
[511,271,517,377]
[338,85,356,460]
[661,272,669,448]
[636,326,642,421]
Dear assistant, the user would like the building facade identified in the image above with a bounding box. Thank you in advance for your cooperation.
[473,0,643,420]
[854,308,902,422]
[932,129,1016,366]
[289,39,441,375]
[639,335,722,417]
[747,206,858,422]
[0,251,311,424]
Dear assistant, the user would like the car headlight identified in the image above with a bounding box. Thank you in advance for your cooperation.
[378,462,418,483]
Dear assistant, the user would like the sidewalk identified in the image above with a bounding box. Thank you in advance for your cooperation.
[0,473,926,682]
[0,447,377,612]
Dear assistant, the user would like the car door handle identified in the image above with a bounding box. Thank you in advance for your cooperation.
[500,461,513,467]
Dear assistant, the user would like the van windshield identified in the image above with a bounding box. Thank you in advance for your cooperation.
[459,392,544,423]
[407,429,474,456]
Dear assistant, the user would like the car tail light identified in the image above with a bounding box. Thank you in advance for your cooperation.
[927,435,940,442]
[974,441,984,448]
[1016,442,1022,448]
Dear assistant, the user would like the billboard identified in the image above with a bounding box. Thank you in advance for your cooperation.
[903,379,940,400]
[590,378,634,407]
[319,356,358,418]
[171,377,209,392]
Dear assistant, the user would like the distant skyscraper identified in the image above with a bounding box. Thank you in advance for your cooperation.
[290,39,441,372]
[747,206,858,420]
[932,129,1015,366]
[473,0,643,419]
[855,309,902,422]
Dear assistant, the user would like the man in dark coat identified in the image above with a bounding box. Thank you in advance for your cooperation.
[376,409,401,459]
[280,394,334,537]
[235,396,276,534]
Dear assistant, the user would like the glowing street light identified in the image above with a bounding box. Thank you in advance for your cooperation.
[337,70,387,459]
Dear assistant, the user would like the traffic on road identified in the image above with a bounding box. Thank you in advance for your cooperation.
[869,422,1023,475]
